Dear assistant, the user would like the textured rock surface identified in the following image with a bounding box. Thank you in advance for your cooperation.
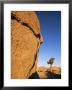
[37,66,61,74]
[11,11,43,79]
[37,66,61,79]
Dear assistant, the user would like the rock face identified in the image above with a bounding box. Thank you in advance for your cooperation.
[11,11,43,79]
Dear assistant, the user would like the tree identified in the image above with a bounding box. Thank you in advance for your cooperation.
[47,58,55,72]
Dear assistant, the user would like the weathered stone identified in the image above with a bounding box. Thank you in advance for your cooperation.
[11,11,43,79]
[37,66,61,79]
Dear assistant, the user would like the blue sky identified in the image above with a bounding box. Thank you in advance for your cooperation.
[36,11,61,66]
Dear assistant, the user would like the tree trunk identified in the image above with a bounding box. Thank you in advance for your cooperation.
[50,64,52,72]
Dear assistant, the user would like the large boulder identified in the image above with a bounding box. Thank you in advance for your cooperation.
[11,11,43,79]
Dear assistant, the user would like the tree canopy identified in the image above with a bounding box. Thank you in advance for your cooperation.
[47,58,55,65]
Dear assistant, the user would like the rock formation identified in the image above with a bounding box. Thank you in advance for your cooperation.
[11,11,43,79]
[37,66,61,79]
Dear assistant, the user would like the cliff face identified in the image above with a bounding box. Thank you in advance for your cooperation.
[11,11,42,79]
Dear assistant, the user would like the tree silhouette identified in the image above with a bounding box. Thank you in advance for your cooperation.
[47,58,55,72]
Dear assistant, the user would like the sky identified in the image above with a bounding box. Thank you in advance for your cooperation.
[36,11,61,67]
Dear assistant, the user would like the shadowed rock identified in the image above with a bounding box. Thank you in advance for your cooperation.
[47,71,61,79]
[29,72,40,79]
[29,71,61,79]
[37,66,61,79]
